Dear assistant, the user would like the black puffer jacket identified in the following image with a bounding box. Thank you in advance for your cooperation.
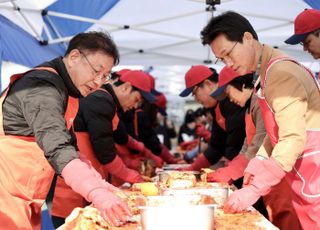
[122,109,162,155]
[3,57,81,175]
[73,84,122,164]
[204,98,246,165]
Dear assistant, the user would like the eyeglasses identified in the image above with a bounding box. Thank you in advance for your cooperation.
[79,50,110,81]
[215,41,238,64]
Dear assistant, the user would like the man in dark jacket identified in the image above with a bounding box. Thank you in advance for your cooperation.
[179,65,246,176]
[51,70,157,227]
[0,31,130,229]
[72,70,157,183]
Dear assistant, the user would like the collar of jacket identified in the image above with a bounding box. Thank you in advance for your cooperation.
[38,57,82,98]
[259,44,285,83]
[101,83,124,114]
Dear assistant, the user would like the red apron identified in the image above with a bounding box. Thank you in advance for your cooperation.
[116,108,145,168]
[51,88,119,218]
[110,109,145,186]
[256,57,320,229]
[0,67,78,230]
[246,103,301,229]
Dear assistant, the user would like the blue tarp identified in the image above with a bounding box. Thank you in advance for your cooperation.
[304,0,320,9]
[0,15,64,89]
[0,15,64,67]
[43,0,119,39]
[0,0,119,90]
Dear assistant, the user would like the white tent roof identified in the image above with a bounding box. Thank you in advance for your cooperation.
[0,0,318,124]
[0,0,316,66]
[87,0,316,66]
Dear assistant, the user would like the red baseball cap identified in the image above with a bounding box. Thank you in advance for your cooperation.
[180,65,214,97]
[116,68,131,76]
[119,70,157,103]
[155,92,167,116]
[210,66,239,100]
[285,9,320,45]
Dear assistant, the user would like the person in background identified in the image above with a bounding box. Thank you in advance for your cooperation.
[194,107,211,142]
[207,66,301,230]
[153,92,177,150]
[122,78,178,165]
[50,70,155,227]
[178,109,197,145]
[178,65,246,181]
[0,32,130,229]
[285,9,320,60]
[111,70,164,171]
[201,11,320,229]
[183,107,210,163]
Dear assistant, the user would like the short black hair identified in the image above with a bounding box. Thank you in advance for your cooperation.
[65,31,119,65]
[228,73,254,91]
[208,67,219,83]
[110,72,120,81]
[184,109,196,124]
[201,11,258,45]
[194,107,206,118]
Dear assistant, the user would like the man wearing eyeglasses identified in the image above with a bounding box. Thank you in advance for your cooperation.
[285,9,320,60]
[51,70,157,227]
[201,11,320,229]
[178,65,247,188]
[0,31,132,229]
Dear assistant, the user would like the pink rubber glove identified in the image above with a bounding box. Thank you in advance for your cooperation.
[103,155,144,184]
[159,144,178,164]
[78,154,121,193]
[126,135,145,153]
[224,157,286,213]
[196,124,211,142]
[62,159,131,226]
[179,153,211,172]
[141,148,164,168]
[206,154,249,183]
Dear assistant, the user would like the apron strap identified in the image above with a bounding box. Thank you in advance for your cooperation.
[0,67,58,135]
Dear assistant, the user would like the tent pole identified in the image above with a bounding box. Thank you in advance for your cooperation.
[9,1,44,43]
[44,15,68,48]
[46,11,120,28]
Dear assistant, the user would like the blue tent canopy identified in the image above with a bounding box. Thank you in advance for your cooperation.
[0,0,119,90]
[43,0,119,39]
[304,0,320,9]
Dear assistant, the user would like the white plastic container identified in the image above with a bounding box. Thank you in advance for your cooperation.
[138,195,216,230]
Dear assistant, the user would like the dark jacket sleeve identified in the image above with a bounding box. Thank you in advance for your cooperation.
[204,100,246,165]
[222,100,246,160]
[204,109,227,165]
[137,111,162,155]
[113,120,129,145]
[73,90,117,164]
[4,72,79,175]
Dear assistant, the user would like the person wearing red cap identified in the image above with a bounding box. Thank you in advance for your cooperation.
[285,9,320,60]
[106,70,164,171]
[0,31,132,229]
[179,65,246,186]
[51,70,156,227]
[201,11,320,229]
[209,66,301,230]
[122,76,178,165]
